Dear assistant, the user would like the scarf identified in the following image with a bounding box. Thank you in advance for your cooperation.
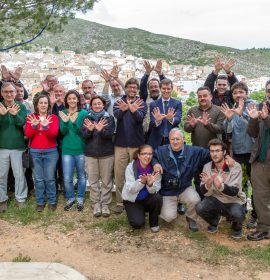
[88,109,106,121]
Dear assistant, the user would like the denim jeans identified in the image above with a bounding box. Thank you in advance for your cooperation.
[30,148,58,205]
[62,154,86,204]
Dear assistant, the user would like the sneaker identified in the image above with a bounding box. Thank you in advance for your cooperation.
[247,231,270,241]
[102,205,110,217]
[64,200,75,211]
[151,226,160,233]
[0,201,8,213]
[36,204,45,212]
[246,216,257,229]
[186,217,198,232]
[16,201,26,209]
[232,229,243,240]
[48,204,57,212]
[177,203,186,215]
[93,203,102,217]
[207,225,218,234]
[77,203,84,212]
[112,204,124,214]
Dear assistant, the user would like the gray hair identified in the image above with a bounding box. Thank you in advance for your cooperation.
[169,128,184,138]
[1,82,16,94]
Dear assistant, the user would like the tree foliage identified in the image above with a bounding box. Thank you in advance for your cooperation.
[249,89,266,103]
[0,0,97,48]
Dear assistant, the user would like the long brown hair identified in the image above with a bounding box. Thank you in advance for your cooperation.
[33,94,51,115]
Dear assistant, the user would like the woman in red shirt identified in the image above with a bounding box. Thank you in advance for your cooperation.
[25,94,59,212]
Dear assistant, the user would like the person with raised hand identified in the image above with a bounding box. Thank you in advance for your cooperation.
[25,94,59,212]
[59,90,88,212]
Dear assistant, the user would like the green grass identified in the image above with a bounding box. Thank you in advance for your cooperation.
[12,253,31,262]
[241,244,270,266]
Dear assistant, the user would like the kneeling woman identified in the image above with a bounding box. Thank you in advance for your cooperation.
[25,94,59,212]
[122,145,163,233]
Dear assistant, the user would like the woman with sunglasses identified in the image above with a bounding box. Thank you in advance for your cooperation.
[122,144,163,233]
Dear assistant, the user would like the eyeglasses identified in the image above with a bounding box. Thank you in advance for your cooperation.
[126,85,138,90]
[140,152,153,156]
[209,149,223,154]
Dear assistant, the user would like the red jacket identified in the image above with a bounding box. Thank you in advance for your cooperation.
[25,113,59,149]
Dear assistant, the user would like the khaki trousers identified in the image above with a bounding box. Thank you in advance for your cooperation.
[85,155,114,206]
[114,146,138,205]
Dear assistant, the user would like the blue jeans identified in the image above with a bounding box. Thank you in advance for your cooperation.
[30,148,58,205]
[62,154,86,204]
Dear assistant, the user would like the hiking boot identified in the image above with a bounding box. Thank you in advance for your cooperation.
[36,204,45,212]
[151,226,160,233]
[112,205,124,214]
[186,217,198,232]
[0,201,8,213]
[177,203,186,215]
[102,205,110,217]
[93,203,102,217]
[247,231,270,241]
[48,204,57,212]
[64,200,75,211]
[207,225,218,234]
[246,216,257,229]
[232,229,243,240]
[77,203,84,212]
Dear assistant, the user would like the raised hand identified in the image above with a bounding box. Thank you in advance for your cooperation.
[49,92,57,104]
[59,111,70,123]
[0,103,8,115]
[100,69,111,82]
[200,172,213,190]
[10,66,23,81]
[69,112,78,123]
[232,98,244,116]
[95,118,108,132]
[40,115,52,127]
[143,60,154,75]
[27,114,40,126]
[154,59,163,75]
[166,107,176,121]
[247,103,259,119]
[223,58,236,74]
[259,102,269,120]
[128,99,144,113]
[221,103,234,120]
[146,171,159,186]
[8,103,20,116]
[186,113,199,127]
[83,118,95,131]
[41,80,49,92]
[110,65,120,78]
[115,99,129,112]
[198,111,211,126]
[1,65,11,81]
[152,107,166,122]
[214,56,223,74]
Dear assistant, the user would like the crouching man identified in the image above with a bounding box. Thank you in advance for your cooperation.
[196,139,246,239]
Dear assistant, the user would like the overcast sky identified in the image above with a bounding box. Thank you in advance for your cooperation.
[76,0,269,49]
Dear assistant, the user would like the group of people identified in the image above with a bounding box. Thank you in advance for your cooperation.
[0,58,269,242]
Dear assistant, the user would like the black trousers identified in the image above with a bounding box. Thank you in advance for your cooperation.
[124,193,163,228]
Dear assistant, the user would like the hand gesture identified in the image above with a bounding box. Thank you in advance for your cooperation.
[214,56,223,74]
[100,69,111,82]
[166,107,176,121]
[221,103,234,120]
[41,80,49,92]
[110,65,120,78]
[69,112,78,123]
[186,113,199,127]
[83,118,95,131]
[213,175,224,190]
[0,103,8,115]
[198,111,211,126]
[143,60,154,75]
[8,103,20,116]
[1,65,11,81]
[223,58,236,74]
[154,60,162,75]
[152,107,166,122]
[232,98,244,116]
[27,114,40,126]
[259,102,269,120]
[200,172,213,190]
[40,115,52,127]
[10,67,23,82]
[128,99,144,113]
[49,92,57,105]
[95,118,108,132]
[139,174,148,184]
[153,163,163,174]
[59,111,70,123]
[147,171,159,186]
[247,103,259,119]
[115,99,129,112]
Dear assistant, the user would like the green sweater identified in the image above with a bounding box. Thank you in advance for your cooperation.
[0,101,27,150]
[59,109,88,155]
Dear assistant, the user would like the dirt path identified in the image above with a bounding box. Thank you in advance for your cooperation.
[1,219,270,280]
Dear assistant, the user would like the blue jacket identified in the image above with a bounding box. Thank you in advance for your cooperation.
[152,144,210,196]
[148,97,182,149]
[113,95,147,148]
[224,98,255,154]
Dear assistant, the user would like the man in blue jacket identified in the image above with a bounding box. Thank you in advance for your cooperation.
[148,79,182,150]
[152,128,210,231]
